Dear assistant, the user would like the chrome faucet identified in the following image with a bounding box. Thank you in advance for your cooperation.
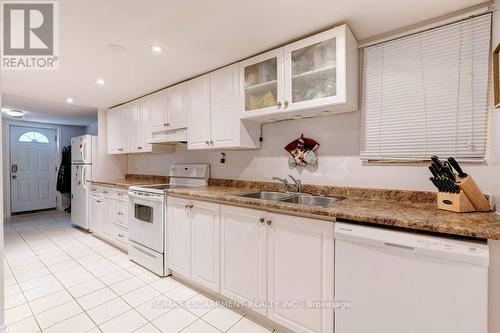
[272,177,290,192]
[288,175,302,192]
[272,175,302,192]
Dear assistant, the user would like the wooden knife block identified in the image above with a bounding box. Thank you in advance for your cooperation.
[437,192,476,213]
[437,175,490,213]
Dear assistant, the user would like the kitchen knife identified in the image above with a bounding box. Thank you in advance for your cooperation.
[442,161,456,181]
[447,157,468,178]
[428,166,439,178]
[439,176,455,193]
[429,177,443,192]
[431,155,446,171]
[430,163,443,178]
[443,177,459,193]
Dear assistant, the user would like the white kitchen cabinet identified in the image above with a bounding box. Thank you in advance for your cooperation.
[167,83,188,130]
[100,197,114,239]
[138,99,153,152]
[190,200,220,292]
[240,24,358,122]
[187,66,260,150]
[220,205,268,316]
[90,194,113,239]
[167,197,221,292]
[239,48,284,117]
[89,186,130,252]
[151,84,188,133]
[210,64,260,149]
[151,91,169,132]
[124,102,141,152]
[167,196,191,280]
[107,106,125,154]
[267,213,334,333]
[187,74,212,149]
[107,100,173,155]
[90,195,103,233]
[112,201,128,229]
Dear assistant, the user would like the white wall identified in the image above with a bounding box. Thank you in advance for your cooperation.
[128,111,490,192]
[85,121,98,136]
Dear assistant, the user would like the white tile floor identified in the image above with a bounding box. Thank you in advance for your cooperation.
[4,211,275,333]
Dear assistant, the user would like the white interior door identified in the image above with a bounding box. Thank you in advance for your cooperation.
[10,126,57,213]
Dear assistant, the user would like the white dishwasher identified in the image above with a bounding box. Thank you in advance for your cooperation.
[334,222,489,333]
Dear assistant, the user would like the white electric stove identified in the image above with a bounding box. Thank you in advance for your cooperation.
[128,164,209,276]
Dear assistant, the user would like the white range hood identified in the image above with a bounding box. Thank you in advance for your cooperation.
[147,128,187,144]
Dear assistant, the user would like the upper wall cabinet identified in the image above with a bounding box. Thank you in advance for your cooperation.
[151,83,188,133]
[187,65,260,150]
[240,25,358,123]
[107,100,173,155]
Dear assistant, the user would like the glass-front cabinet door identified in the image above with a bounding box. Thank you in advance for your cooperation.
[284,26,346,111]
[239,48,284,119]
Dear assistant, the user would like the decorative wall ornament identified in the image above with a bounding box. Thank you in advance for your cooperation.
[285,134,319,167]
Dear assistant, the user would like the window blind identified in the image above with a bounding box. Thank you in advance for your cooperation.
[361,14,492,160]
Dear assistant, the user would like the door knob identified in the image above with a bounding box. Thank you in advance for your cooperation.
[12,175,17,179]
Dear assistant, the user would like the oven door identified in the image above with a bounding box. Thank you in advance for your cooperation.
[128,191,164,253]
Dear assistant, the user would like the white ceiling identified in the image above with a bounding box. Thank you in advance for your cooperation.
[1,0,487,122]
[2,93,97,126]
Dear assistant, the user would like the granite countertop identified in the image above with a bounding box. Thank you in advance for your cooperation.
[164,185,500,240]
[88,174,168,189]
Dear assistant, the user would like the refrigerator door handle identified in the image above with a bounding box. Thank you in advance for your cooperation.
[81,165,88,190]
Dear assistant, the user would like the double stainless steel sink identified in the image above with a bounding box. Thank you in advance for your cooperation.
[236,191,342,208]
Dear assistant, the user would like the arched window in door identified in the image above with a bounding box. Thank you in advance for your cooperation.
[18,131,49,143]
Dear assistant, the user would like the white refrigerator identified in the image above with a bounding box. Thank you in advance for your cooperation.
[71,135,98,230]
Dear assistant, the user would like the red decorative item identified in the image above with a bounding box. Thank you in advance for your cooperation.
[284,134,319,167]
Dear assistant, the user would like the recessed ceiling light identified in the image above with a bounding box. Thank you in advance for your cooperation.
[150,45,163,54]
[107,43,126,54]
[96,78,105,86]
[2,108,25,117]
[66,97,74,104]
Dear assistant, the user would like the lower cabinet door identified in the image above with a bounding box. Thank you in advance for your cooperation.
[220,205,268,316]
[90,195,102,234]
[190,200,220,292]
[267,213,334,333]
[100,198,114,239]
[167,197,191,279]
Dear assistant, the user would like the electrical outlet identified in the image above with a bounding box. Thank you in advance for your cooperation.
[220,152,227,168]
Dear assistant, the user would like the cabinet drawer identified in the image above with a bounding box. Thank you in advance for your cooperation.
[89,185,101,195]
[113,188,128,201]
[100,187,113,197]
[112,202,129,229]
[113,226,129,248]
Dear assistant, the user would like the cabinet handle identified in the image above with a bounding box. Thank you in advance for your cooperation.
[284,101,289,109]
[205,140,209,145]
[189,204,194,209]
[266,220,272,226]
[277,101,282,109]
[138,146,142,150]
[117,212,123,216]
[209,140,214,144]
[96,200,101,203]
[259,217,265,224]
[118,234,124,238]
[184,204,189,208]
[164,123,170,126]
